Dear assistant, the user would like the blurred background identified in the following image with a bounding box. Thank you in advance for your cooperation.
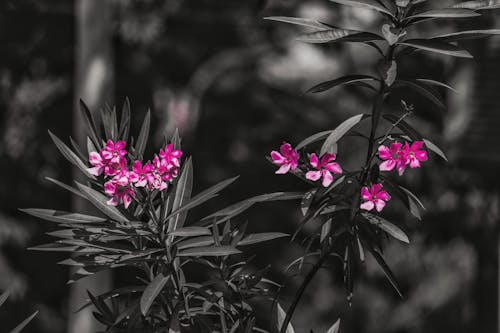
[1,0,499,332]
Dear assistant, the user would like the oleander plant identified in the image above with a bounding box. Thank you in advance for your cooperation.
[18,0,500,332]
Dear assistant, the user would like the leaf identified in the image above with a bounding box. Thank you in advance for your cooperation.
[453,0,500,10]
[169,226,212,237]
[297,29,383,44]
[277,303,296,333]
[140,273,169,315]
[296,130,333,150]
[8,311,38,333]
[135,110,150,159]
[20,208,107,224]
[321,219,333,243]
[119,97,131,141]
[362,212,410,243]
[0,291,9,307]
[45,177,86,199]
[432,29,500,42]
[301,189,317,216]
[198,192,302,226]
[177,236,214,250]
[326,319,341,333]
[263,16,333,30]
[423,139,448,162]
[76,183,129,224]
[320,114,367,156]
[399,185,426,219]
[365,246,403,298]
[237,233,289,246]
[398,39,473,58]
[79,99,101,149]
[305,75,378,94]
[165,176,239,223]
[404,8,480,21]
[177,246,241,257]
[48,131,94,178]
[415,79,457,92]
[167,158,193,240]
[393,79,446,109]
[328,0,394,15]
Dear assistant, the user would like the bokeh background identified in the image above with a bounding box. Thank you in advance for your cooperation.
[1,0,500,332]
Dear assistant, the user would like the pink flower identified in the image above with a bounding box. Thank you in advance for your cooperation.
[87,152,105,176]
[401,141,428,169]
[271,143,299,174]
[360,183,391,212]
[104,173,135,208]
[129,160,154,187]
[87,140,128,177]
[101,140,128,164]
[305,153,343,187]
[159,144,182,168]
[378,142,407,176]
[148,155,170,191]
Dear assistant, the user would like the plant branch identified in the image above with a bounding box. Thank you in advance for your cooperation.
[279,248,331,333]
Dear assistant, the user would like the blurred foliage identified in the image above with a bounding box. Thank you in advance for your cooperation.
[0,0,499,332]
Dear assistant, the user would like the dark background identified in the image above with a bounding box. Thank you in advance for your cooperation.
[1,0,500,332]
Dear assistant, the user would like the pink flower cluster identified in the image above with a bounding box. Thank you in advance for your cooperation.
[87,140,182,208]
[271,143,342,187]
[378,141,428,176]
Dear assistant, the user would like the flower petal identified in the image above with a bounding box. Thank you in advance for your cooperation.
[378,145,391,160]
[122,195,132,209]
[360,201,375,211]
[361,187,371,201]
[379,160,396,172]
[321,171,333,187]
[377,190,391,201]
[305,170,322,181]
[370,183,383,195]
[276,163,291,174]
[325,162,342,175]
[271,151,286,164]
[309,153,320,169]
[374,199,386,212]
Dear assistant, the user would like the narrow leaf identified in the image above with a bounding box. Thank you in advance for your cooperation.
[167,158,193,239]
[405,8,480,21]
[320,114,366,155]
[327,319,341,333]
[393,79,446,109]
[140,274,169,315]
[306,75,377,94]
[169,226,211,237]
[48,131,94,178]
[453,0,500,10]
[432,29,500,42]
[263,16,333,30]
[297,29,383,44]
[237,233,289,246]
[399,39,473,58]
[20,209,107,224]
[277,303,296,333]
[177,246,241,257]
[8,311,38,333]
[135,110,150,159]
[362,212,410,243]
[76,183,129,224]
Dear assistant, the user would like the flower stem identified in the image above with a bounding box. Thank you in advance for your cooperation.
[279,249,330,333]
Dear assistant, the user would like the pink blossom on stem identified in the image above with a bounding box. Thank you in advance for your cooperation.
[378,142,407,176]
[360,183,391,212]
[305,153,343,187]
[401,141,428,169]
[129,160,154,187]
[159,144,183,167]
[87,140,128,177]
[104,173,136,208]
[271,143,299,174]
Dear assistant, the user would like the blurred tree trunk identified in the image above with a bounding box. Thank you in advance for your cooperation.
[69,0,114,332]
